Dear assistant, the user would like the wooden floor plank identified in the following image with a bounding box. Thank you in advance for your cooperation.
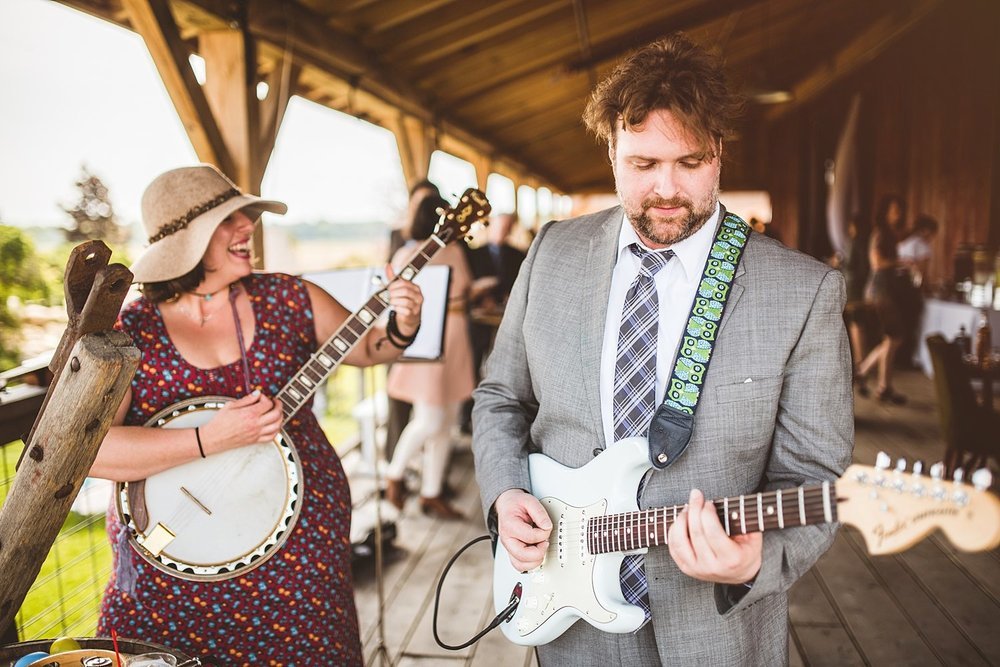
[842,530,990,666]
[794,626,867,667]
[812,534,939,665]
[928,533,1000,601]
[895,538,1000,661]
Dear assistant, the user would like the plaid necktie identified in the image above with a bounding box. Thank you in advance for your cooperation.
[615,243,673,624]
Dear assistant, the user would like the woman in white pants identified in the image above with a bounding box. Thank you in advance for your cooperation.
[385,193,476,519]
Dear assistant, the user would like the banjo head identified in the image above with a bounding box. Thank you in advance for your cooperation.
[116,396,303,581]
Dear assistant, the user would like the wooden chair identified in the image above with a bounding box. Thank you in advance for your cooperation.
[925,334,999,476]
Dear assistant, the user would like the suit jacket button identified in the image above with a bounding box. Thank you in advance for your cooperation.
[593,448,602,457]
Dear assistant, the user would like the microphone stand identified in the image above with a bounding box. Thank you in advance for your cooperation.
[364,363,393,667]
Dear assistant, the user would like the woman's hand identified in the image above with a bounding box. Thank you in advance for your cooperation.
[199,391,284,455]
[385,264,424,336]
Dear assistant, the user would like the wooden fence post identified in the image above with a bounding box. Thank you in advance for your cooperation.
[0,331,139,632]
[0,240,135,640]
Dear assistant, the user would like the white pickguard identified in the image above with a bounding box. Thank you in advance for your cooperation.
[493,437,651,646]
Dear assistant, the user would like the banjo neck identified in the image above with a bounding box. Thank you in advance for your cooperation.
[276,233,446,424]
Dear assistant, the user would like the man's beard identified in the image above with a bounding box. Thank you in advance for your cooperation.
[623,186,719,246]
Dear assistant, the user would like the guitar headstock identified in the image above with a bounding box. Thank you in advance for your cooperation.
[434,188,491,245]
[836,457,1000,555]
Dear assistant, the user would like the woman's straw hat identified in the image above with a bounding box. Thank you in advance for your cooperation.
[130,164,287,283]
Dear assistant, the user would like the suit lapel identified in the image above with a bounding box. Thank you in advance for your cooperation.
[581,207,623,447]
[717,207,748,336]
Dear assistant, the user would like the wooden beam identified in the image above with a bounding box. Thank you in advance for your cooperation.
[390,1,566,68]
[199,29,258,191]
[257,57,299,186]
[121,0,233,176]
[389,114,436,188]
[566,0,765,72]
[198,0,554,189]
[65,0,561,192]
[472,154,492,192]
[765,0,943,121]
[349,0,461,34]
[442,0,762,106]
[367,0,538,53]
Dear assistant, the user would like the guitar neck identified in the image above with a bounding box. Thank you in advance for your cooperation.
[276,234,448,423]
[587,482,837,555]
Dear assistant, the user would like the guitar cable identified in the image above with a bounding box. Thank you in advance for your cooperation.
[432,535,522,650]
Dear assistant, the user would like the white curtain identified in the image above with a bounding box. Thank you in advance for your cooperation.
[826,94,862,256]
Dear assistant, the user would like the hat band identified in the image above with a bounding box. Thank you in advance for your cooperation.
[147,187,242,244]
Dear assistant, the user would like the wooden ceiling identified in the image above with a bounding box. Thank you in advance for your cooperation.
[59,0,944,194]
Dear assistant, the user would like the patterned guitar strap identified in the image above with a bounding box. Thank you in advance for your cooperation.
[621,207,750,624]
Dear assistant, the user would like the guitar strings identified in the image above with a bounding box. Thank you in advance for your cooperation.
[549,494,834,556]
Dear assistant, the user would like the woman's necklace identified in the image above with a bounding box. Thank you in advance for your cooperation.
[174,283,237,326]
[190,282,234,301]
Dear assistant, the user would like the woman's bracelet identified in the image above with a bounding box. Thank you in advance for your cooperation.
[194,426,206,459]
[386,310,420,349]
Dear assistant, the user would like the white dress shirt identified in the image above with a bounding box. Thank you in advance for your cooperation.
[599,203,721,448]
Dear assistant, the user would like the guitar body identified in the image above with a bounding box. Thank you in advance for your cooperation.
[493,437,651,646]
[116,396,302,581]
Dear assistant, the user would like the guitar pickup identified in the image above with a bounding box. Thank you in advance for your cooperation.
[142,522,176,557]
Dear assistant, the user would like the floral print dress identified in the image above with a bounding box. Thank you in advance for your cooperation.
[98,273,362,666]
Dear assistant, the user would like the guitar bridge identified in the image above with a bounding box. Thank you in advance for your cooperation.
[141,522,176,557]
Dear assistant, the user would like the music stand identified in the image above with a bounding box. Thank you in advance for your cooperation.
[307,265,451,362]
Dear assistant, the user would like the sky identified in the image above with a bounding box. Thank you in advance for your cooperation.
[0,0,496,231]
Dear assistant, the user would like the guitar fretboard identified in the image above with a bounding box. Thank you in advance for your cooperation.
[276,234,448,424]
[586,482,836,555]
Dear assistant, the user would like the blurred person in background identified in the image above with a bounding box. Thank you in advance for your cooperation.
[384,193,476,519]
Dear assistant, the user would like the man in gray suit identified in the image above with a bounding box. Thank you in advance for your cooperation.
[472,34,853,665]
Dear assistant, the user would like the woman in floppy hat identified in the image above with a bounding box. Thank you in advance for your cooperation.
[90,164,423,665]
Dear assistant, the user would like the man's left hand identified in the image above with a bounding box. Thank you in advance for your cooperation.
[667,488,762,585]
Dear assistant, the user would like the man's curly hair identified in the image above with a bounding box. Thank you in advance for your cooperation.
[582,33,742,155]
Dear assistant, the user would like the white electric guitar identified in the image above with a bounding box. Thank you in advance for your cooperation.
[116,188,491,581]
[493,438,1000,646]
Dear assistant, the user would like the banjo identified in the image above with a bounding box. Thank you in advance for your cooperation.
[116,187,491,581]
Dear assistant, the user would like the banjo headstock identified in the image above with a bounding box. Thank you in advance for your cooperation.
[434,188,492,245]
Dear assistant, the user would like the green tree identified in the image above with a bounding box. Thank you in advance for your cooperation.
[62,166,129,244]
[0,225,54,368]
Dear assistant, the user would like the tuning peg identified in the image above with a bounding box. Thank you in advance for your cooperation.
[875,451,891,470]
[972,468,993,492]
[894,458,907,473]
[912,460,924,476]
[953,468,965,484]
[930,462,944,480]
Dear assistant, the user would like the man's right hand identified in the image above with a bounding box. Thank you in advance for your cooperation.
[495,488,553,572]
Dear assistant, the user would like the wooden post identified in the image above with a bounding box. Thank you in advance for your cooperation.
[0,331,139,632]
[1,240,134,640]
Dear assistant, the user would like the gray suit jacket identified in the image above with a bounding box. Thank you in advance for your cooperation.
[472,206,854,665]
